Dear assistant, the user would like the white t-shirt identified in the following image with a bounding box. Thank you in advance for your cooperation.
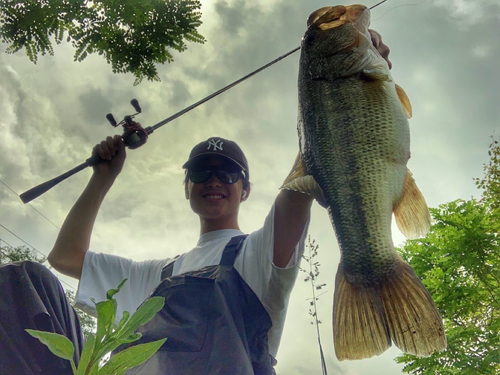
[75,204,309,357]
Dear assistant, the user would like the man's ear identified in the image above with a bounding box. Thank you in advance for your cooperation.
[241,186,250,201]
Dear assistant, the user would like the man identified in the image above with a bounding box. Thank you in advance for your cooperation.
[51,135,312,374]
[0,30,392,374]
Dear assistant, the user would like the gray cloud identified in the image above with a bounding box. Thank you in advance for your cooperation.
[1,0,498,373]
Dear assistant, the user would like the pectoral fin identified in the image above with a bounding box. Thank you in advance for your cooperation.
[393,168,431,239]
[281,153,327,207]
[396,84,412,119]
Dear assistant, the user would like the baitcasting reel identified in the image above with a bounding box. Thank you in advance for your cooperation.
[106,99,150,149]
[20,99,154,203]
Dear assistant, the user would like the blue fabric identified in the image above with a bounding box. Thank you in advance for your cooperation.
[118,235,275,375]
[0,261,83,375]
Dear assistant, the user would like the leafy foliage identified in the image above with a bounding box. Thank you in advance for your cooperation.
[474,139,500,211]
[27,279,167,374]
[394,140,500,374]
[0,0,205,84]
[0,243,46,263]
[0,244,96,336]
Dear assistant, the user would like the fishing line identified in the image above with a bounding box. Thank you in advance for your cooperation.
[371,0,428,22]
[370,0,389,9]
[20,0,391,203]
[148,0,388,132]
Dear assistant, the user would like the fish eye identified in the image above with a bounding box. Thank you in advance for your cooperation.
[303,32,317,45]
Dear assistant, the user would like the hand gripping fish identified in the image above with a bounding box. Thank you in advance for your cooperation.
[282,4,447,361]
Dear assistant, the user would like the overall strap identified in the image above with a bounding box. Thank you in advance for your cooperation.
[220,235,248,266]
[161,255,179,279]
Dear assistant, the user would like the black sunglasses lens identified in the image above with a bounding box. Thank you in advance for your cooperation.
[215,170,239,184]
[189,170,212,184]
[189,168,240,184]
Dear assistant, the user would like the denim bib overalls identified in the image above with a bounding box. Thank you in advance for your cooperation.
[121,235,275,375]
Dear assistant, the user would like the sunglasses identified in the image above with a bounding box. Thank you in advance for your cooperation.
[188,166,245,184]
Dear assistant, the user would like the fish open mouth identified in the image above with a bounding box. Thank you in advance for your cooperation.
[307,4,369,31]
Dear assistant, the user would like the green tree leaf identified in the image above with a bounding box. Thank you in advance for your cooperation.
[25,329,75,360]
[0,0,205,84]
[98,338,167,375]
[394,139,500,373]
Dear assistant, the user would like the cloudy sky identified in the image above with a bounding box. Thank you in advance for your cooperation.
[1,0,499,373]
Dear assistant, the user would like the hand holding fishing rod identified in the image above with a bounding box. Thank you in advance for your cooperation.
[20,0,390,205]
[20,99,153,203]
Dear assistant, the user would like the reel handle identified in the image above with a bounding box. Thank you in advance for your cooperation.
[20,99,150,204]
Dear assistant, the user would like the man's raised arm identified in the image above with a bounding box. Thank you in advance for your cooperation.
[48,135,126,279]
[273,189,313,268]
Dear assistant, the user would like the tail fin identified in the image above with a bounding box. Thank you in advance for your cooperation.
[380,257,447,356]
[333,268,391,360]
[333,259,447,361]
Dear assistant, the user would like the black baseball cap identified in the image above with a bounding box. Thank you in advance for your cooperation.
[183,137,249,180]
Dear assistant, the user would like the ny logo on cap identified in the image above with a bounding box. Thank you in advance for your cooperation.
[207,139,224,151]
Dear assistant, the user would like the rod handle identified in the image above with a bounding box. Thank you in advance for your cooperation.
[20,154,104,204]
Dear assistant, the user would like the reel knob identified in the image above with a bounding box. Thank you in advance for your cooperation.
[131,99,142,113]
[106,113,117,127]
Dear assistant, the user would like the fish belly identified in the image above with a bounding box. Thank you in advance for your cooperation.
[299,76,409,284]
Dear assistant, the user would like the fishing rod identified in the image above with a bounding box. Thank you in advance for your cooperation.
[19,0,388,204]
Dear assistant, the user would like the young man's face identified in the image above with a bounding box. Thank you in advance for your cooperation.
[186,155,249,223]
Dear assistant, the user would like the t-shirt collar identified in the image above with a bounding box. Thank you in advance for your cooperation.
[197,229,244,246]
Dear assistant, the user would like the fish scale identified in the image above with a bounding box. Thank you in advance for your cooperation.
[283,4,446,361]
[300,76,408,282]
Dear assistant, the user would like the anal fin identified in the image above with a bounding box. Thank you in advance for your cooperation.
[394,168,431,239]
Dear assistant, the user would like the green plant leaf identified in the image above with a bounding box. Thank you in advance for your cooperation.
[26,329,75,360]
[114,310,130,334]
[115,297,165,339]
[95,332,144,361]
[118,333,142,344]
[98,338,167,375]
[94,298,117,346]
[77,333,96,375]
[107,278,128,300]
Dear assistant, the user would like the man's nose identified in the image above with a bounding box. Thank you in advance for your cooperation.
[205,172,222,186]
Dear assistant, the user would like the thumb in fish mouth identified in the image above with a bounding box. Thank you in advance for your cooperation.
[307,4,368,30]
[307,6,347,28]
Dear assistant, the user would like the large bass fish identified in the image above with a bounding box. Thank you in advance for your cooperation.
[283,4,447,360]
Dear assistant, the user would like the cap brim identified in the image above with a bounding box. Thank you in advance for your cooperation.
[182,152,247,172]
